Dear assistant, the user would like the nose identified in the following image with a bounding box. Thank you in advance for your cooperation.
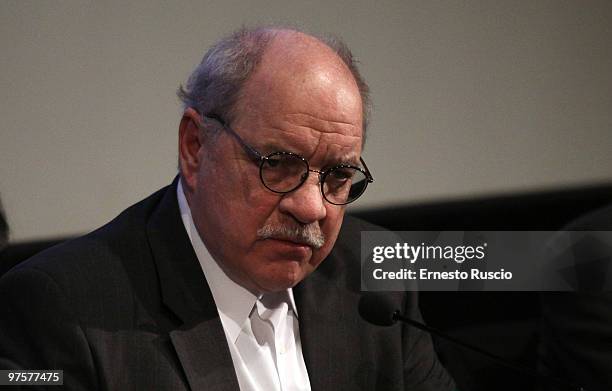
[277,173,327,224]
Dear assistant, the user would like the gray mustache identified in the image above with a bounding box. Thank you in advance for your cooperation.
[257,224,325,249]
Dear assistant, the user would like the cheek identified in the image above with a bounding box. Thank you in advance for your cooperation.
[202,157,276,211]
[200,172,281,243]
[312,208,345,265]
[324,205,345,236]
[213,162,278,208]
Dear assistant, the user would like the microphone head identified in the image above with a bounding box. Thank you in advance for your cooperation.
[358,293,399,327]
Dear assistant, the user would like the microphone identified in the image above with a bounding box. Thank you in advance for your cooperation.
[358,293,586,391]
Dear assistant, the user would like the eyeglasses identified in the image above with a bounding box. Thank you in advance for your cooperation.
[202,114,374,205]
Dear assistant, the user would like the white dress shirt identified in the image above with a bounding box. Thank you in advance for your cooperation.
[177,180,311,391]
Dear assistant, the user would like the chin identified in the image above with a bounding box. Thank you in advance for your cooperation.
[257,265,310,293]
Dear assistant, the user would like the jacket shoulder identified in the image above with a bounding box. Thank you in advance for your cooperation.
[0,184,173,322]
[336,214,387,244]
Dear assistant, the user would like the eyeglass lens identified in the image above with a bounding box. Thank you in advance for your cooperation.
[260,153,368,205]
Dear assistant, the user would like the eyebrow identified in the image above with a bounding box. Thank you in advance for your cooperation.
[206,114,362,169]
[330,154,360,166]
[259,141,360,166]
[256,141,290,155]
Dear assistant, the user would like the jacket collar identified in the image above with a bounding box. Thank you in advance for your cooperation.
[146,177,240,391]
[294,245,358,391]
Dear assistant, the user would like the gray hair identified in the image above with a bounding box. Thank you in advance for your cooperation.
[177,26,371,142]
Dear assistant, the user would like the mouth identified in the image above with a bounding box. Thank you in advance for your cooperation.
[263,238,313,258]
[268,237,312,248]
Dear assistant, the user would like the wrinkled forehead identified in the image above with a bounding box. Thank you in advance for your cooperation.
[255,113,363,165]
[235,33,364,140]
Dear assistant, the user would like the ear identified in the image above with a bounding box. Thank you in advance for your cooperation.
[178,107,204,194]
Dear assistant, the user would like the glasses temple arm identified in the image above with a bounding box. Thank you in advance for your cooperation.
[203,113,264,162]
[360,157,374,182]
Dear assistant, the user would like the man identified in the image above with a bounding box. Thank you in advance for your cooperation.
[0,27,455,390]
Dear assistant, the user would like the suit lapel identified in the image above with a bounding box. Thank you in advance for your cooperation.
[146,179,239,391]
[170,320,239,391]
[295,252,359,391]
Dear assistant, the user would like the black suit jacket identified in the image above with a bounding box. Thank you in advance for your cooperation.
[0,180,455,390]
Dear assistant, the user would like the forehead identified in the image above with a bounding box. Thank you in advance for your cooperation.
[232,33,364,162]
[255,113,363,164]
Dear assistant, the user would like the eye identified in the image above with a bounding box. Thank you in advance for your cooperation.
[265,156,281,168]
[260,153,309,192]
[325,168,355,191]
[330,167,354,181]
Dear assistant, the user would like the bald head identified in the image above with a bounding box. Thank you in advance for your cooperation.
[177,26,371,141]
[235,30,363,136]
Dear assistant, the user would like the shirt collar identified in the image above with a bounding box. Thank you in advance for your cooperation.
[176,178,298,343]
